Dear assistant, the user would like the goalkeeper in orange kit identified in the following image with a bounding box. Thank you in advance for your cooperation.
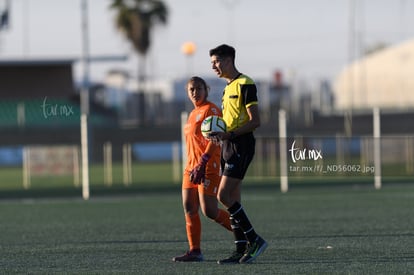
[172,76,232,262]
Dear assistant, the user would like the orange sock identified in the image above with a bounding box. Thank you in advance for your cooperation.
[185,212,201,251]
[214,209,232,231]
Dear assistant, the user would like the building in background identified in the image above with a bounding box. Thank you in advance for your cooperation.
[334,39,414,111]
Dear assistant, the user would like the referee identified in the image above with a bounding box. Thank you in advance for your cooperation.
[208,44,268,264]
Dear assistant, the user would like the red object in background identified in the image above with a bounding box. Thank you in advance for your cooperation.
[274,71,283,87]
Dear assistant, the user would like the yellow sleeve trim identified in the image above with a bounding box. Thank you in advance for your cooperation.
[246,101,258,108]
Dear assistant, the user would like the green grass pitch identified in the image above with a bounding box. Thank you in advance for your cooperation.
[0,182,414,274]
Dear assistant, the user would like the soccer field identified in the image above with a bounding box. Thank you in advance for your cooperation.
[1,182,414,274]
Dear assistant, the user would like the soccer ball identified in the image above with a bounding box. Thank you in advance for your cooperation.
[201,115,227,138]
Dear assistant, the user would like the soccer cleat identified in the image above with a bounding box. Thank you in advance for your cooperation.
[172,250,204,262]
[217,250,244,264]
[239,236,268,264]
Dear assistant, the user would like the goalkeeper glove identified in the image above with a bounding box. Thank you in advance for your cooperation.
[190,153,210,184]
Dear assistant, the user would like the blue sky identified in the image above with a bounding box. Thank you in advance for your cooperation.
[0,0,413,83]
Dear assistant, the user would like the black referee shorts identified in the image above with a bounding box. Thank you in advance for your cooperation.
[221,132,255,180]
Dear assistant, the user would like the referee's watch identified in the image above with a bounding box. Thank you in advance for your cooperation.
[229,131,236,140]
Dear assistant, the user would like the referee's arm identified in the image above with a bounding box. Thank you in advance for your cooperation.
[225,104,260,140]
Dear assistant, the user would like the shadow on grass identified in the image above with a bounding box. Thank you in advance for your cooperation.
[0,177,413,200]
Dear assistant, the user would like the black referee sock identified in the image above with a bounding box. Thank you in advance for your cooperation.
[228,201,258,244]
[230,216,248,253]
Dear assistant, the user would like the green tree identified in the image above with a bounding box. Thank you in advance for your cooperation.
[110,0,168,87]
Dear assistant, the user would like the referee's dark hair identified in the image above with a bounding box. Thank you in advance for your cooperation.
[209,44,236,61]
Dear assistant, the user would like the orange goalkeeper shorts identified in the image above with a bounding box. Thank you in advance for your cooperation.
[182,172,221,196]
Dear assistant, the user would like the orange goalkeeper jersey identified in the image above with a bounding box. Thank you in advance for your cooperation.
[184,101,222,174]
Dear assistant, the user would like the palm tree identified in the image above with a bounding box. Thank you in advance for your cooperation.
[110,0,168,88]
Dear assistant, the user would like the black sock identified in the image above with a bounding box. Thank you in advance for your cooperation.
[230,216,248,253]
[228,201,258,244]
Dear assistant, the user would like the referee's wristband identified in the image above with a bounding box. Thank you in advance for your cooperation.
[229,131,236,140]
